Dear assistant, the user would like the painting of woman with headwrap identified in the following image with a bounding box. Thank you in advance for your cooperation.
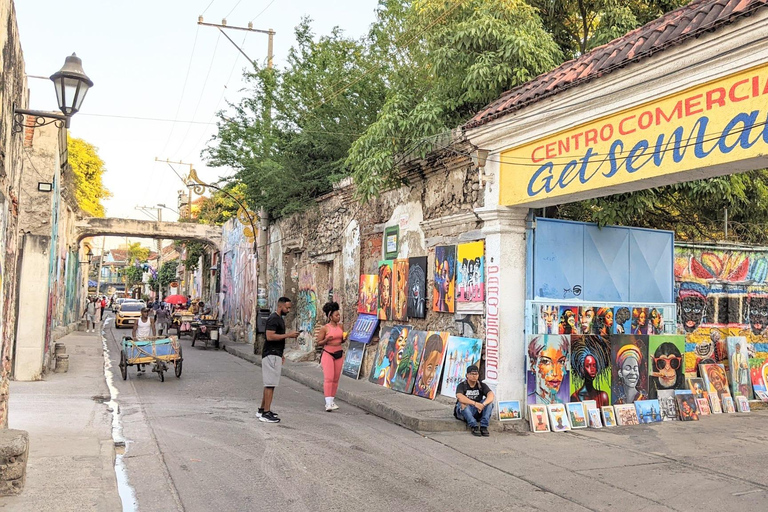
[594,308,613,336]
[570,335,611,407]
[648,336,685,398]
[611,335,648,404]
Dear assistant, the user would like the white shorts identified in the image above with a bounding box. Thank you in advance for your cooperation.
[262,355,282,388]
[86,314,95,322]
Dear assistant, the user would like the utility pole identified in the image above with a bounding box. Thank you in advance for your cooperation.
[95,236,106,297]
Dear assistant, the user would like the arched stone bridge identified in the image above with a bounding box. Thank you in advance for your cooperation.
[76,217,222,246]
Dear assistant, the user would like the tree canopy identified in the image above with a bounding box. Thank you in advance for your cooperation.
[67,135,111,217]
[126,242,150,265]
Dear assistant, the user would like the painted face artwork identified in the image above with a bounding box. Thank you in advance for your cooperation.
[584,354,597,380]
[536,344,566,397]
[540,305,558,334]
[679,294,706,332]
[581,308,595,333]
[620,356,639,388]
[749,296,768,335]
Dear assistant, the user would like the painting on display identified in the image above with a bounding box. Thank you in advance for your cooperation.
[377,261,393,321]
[579,306,597,334]
[389,329,426,394]
[611,335,648,405]
[709,393,723,413]
[726,336,753,398]
[433,245,456,313]
[558,306,579,334]
[528,405,550,432]
[683,327,725,379]
[631,307,650,334]
[526,334,570,405]
[697,398,712,415]
[686,377,708,401]
[757,390,768,402]
[358,275,378,315]
[441,336,483,399]
[675,391,699,420]
[566,402,587,429]
[750,358,768,395]
[593,307,615,336]
[348,314,379,344]
[648,307,665,334]
[648,335,686,399]
[700,363,731,400]
[614,404,640,425]
[342,342,366,379]
[547,403,571,432]
[588,409,603,428]
[570,334,611,407]
[601,406,617,427]
[456,241,484,311]
[412,331,449,400]
[722,396,736,413]
[407,256,428,319]
[498,401,522,421]
[538,304,559,334]
[369,325,411,387]
[736,395,751,412]
[613,306,632,334]
[656,390,679,421]
[392,259,409,321]
[634,399,663,423]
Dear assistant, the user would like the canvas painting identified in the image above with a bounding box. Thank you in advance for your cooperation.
[594,307,615,336]
[441,336,483,399]
[342,341,366,379]
[583,400,597,412]
[648,307,665,334]
[547,403,571,432]
[613,306,632,334]
[412,331,449,399]
[657,389,679,421]
[684,327,724,378]
[588,408,603,428]
[567,402,587,428]
[675,391,699,421]
[727,336,753,398]
[611,335,648,405]
[538,304,559,334]
[433,245,456,313]
[456,241,484,303]
[357,274,378,314]
[686,377,708,402]
[614,404,640,425]
[631,307,650,335]
[756,390,768,402]
[648,335,685,399]
[348,314,379,344]
[558,306,579,334]
[377,261,394,321]
[389,329,426,394]
[634,399,663,423]
[749,358,768,396]
[498,400,522,421]
[601,406,617,427]
[722,396,736,413]
[407,256,428,319]
[709,393,723,413]
[369,325,411,387]
[697,397,711,415]
[570,335,611,407]
[526,334,570,405]
[578,306,597,335]
[700,363,731,400]
[529,405,550,432]
[736,395,751,412]
[391,259,409,321]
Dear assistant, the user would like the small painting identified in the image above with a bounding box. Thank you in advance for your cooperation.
[357,275,378,314]
[391,259,409,321]
[736,395,751,413]
[384,225,399,260]
[709,393,723,413]
[441,336,483,399]
[390,329,426,394]
[558,306,579,334]
[407,256,428,319]
[547,403,571,432]
[342,341,366,379]
[566,402,587,428]
[700,363,731,400]
[594,307,615,336]
[756,390,768,402]
[648,307,665,334]
[648,335,685,399]
[578,306,597,334]
[722,396,736,413]
[631,307,650,334]
[588,409,603,428]
[634,399,663,423]
[498,400,522,421]
[570,334,611,407]
[527,334,570,405]
[601,405,617,427]
[377,261,393,321]
[529,405,550,432]
[456,240,484,303]
[614,404,640,425]
[726,336,753,398]
[697,397,711,415]
[538,304,559,334]
[613,306,632,334]
[675,391,699,421]
[583,399,597,412]
[750,358,768,396]
[412,331,449,400]
[611,335,648,405]
[433,246,456,313]
[657,389,679,421]
[687,377,707,400]
[348,314,379,344]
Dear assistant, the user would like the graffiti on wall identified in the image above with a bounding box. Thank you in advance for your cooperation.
[296,264,318,351]
[220,220,257,342]
[267,227,284,312]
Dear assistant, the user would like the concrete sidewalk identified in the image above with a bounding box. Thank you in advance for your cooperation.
[0,331,121,512]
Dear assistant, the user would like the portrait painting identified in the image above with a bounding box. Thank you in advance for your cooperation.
[357,274,378,315]
[441,336,483,399]
[634,399,663,423]
[736,395,751,413]
[547,403,571,432]
[538,304,559,334]
[369,326,392,384]
[412,331,449,400]
[456,241,484,303]
[613,306,632,334]
[526,334,570,405]
[631,307,650,334]
[391,259,409,321]
[570,335,611,407]
[528,405,550,433]
[686,377,708,401]
[579,306,597,334]
[601,405,617,427]
[726,336,752,398]
[648,335,685,399]
[377,261,393,321]
[498,401,522,421]
[432,245,456,313]
[656,389,679,421]
[697,397,711,415]
[594,307,614,336]
[611,335,648,405]
[700,363,731,399]
[749,358,768,395]
[675,391,699,421]
[722,396,735,413]
[709,393,723,413]
[677,283,707,333]
[341,341,366,379]
[648,307,665,334]
[614,404,639,426]
[407,256,427,319]
[558,306,579,334]
[588,408,603,428]
[389,328,426,394]
[566,402,587,428]
[369,325,411,388]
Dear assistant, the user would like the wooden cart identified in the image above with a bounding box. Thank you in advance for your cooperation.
[119,335,183,382]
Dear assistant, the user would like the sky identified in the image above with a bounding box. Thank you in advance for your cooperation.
[15,0,379,248]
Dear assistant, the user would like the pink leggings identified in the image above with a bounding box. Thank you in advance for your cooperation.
[321,350,343,397]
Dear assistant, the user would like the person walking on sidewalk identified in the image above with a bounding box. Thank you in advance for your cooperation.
[454,365,495,437]
[259,297,299,423]
[316,301,346,412]
[82,297,97,332]
[155,304,170,336]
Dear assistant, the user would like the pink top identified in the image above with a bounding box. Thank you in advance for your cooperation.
[324,323,344,348]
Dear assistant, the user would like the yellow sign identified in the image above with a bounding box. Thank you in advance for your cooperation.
[499,63,768,206]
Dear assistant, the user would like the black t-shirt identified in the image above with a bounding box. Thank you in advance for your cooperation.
[455,380,492,405]
[262,313,286,357]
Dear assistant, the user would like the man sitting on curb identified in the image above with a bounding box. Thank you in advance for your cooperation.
[454,365,495,437]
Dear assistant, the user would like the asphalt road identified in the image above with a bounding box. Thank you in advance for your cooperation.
[103,314,768,512]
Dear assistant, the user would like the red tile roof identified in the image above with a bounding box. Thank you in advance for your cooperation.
[465,0,768,130]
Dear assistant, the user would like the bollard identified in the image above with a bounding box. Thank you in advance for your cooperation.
[54,343,66,356]
[54,354,69,373]
[0,429,29,496]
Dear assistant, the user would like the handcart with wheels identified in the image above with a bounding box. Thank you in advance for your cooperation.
[119,335,183,382]
[172,313,194,338]
[191,317,221,349]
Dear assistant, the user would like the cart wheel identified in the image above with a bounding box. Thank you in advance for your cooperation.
[175,346,183,378]
[159,370,164,382]
[120,350,127,380]
[191,334,196,347]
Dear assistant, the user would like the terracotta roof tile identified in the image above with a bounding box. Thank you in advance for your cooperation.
[465,0,768,129]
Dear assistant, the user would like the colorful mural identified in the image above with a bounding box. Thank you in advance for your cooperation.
[296,264,318,351]
[267,227,284,312]
[220,219,257,343]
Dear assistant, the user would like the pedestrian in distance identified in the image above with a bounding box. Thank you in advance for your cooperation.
[155,304,170,336]
[316,301,346,412]
[454,365,495,437]
[82,297,97,333]
[259,297,300,423]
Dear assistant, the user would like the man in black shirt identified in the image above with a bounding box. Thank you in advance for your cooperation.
[258,297,299,423]
[454,365,495,437]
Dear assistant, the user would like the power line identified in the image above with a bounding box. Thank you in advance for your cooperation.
[250,0,276,22]
[224,0,245,19]
[201,0,216,15]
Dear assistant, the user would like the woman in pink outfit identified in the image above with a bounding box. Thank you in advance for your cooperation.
[316,301,345,411]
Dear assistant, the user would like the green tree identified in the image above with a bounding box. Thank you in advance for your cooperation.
[196,183,248,226]
[126,242,150,265]
[67,135,112,217]
[124,266,143,287]
[158,260,179,289]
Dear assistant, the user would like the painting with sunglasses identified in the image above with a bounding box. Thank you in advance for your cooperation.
[648,335,686,398]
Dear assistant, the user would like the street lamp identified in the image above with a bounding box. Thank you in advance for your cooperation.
[13,53,93,133]
[80,247,94,265]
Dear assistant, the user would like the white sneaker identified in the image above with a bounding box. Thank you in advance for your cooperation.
[325,404,333,412]
[330,402,339,411]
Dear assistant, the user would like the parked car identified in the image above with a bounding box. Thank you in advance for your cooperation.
[115,303,144,328]
[112,298,127,312]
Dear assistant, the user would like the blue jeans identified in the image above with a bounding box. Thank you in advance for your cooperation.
[455,402,494,427]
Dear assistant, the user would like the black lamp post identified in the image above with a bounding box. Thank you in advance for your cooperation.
[13,53,93,133]
[80,247,94,265]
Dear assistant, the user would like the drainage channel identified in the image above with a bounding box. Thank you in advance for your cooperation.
[101,317,138,511]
